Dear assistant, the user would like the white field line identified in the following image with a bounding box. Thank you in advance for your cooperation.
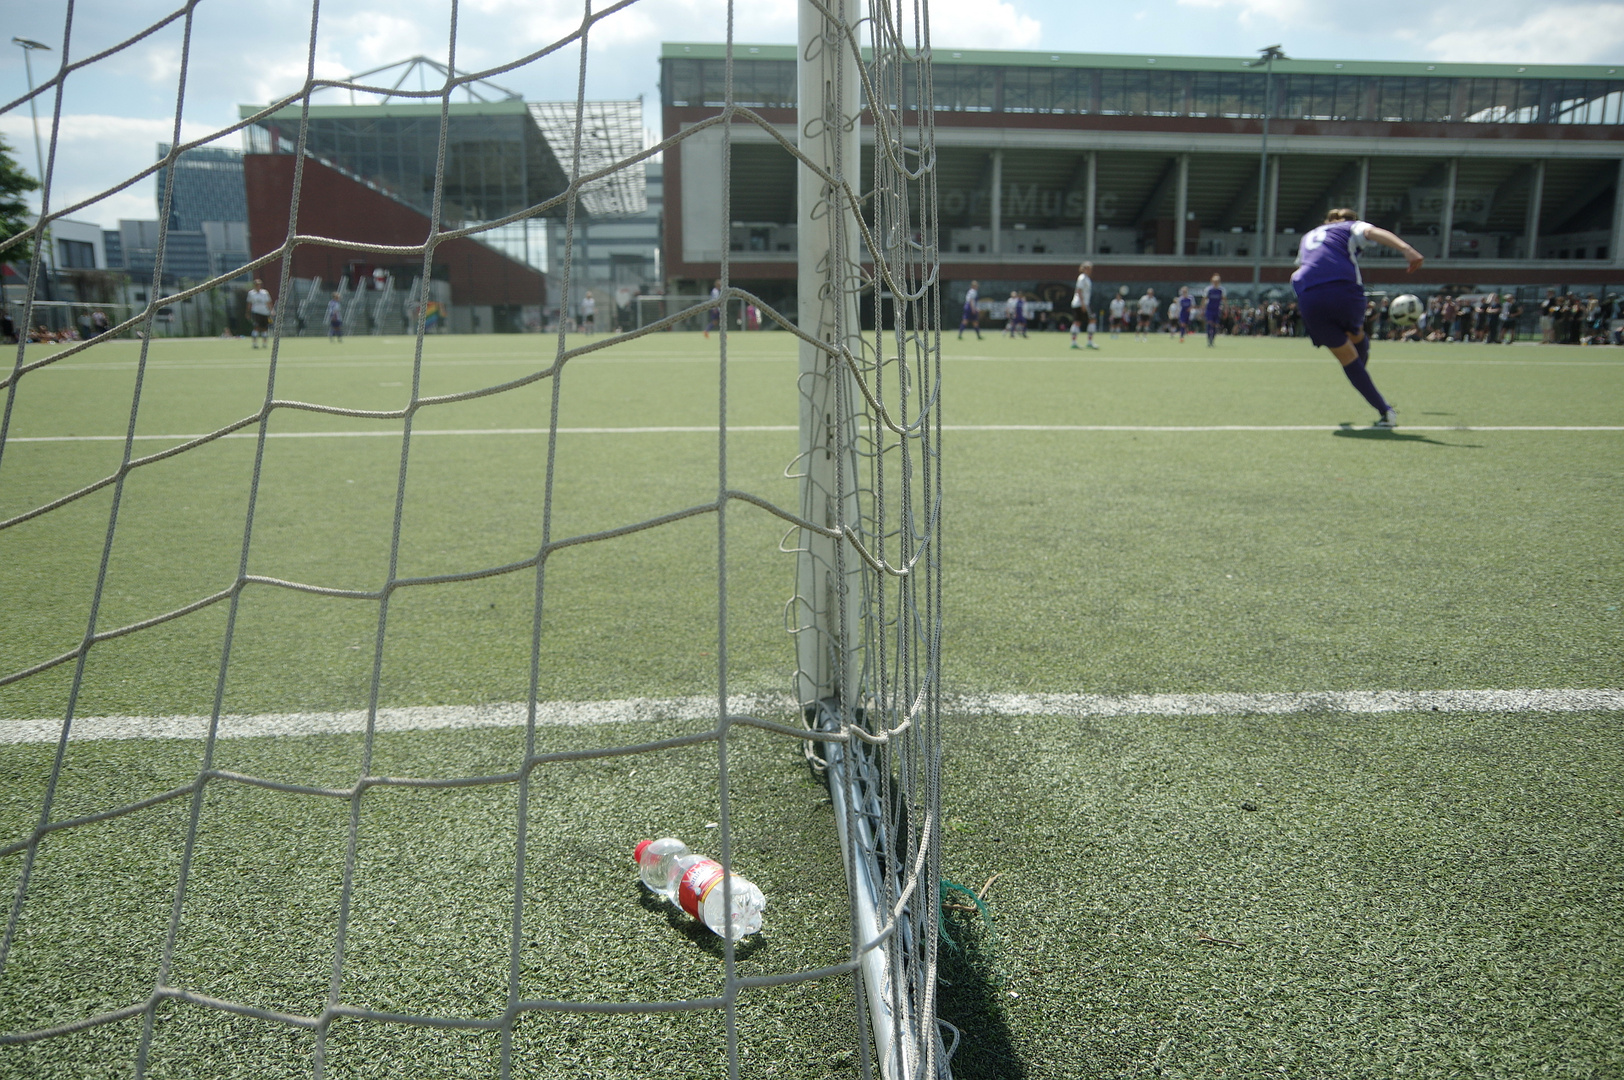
[7,424,1622,444]
[2,688,1619,745]
[947,354,1624,367]
[24,346,1624,374]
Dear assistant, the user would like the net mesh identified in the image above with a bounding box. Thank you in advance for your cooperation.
[0,1,941,1077]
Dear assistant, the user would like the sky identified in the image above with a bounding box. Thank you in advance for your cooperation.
[3,0,1623,229]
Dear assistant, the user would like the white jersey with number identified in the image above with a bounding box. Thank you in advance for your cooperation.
[247,288,272,316]
[1109,297,1126,322]
[1138,294,1157,317]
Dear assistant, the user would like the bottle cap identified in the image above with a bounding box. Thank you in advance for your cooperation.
[634,839,654,863]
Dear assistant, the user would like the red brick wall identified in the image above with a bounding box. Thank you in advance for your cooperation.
[243,154,544,306]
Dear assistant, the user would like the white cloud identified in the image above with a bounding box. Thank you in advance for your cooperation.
[465,0,795,57]
[1425,3,1624,64]
[0,114,222,227]
[457,0,1044,70]
[1173,0,1306,27]
[930,0,1044,49]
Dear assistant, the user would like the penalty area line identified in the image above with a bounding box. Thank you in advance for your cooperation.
[1,688,1619,745]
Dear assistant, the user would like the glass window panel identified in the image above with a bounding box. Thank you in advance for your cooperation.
[1276,73,1307,118]
[1058,68,1085,113]
[933,65,995,111]
[1123,70,1150,115]
[1145,70,1179,115]
[1097,70,1125,114]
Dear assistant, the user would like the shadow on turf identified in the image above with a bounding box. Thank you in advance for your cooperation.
[1333,424,1480,448]
[937,905,1028,1079]
[634,884,767,961]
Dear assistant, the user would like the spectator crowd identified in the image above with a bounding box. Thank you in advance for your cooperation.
[1052,288,1624,347]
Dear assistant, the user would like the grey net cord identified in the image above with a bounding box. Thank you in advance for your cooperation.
[0,1,942,1078]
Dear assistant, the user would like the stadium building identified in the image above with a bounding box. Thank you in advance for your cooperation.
[239,60,654,333]
[101,145,251,287]
[660,44,1624,320]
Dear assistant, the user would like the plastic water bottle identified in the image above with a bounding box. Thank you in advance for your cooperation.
[634,838,766,940]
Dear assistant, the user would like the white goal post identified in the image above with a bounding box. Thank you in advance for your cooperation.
[794,0,947,1076]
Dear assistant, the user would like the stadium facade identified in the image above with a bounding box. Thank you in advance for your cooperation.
[240,95,655,331]
[660,44,1624,318]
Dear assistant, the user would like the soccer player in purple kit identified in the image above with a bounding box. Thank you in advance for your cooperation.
[1292,208,1423,428]
[1203,274,1225,347]
[1175,286,1193,343]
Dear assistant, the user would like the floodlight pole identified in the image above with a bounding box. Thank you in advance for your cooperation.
[1249,45,1285,292]
[13,37,52,271]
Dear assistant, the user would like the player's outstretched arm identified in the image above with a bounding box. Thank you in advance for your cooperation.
[1365,226,1424,273]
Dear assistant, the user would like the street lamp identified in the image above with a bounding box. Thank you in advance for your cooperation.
[12,37,53,271]
[1248,44,1287,292]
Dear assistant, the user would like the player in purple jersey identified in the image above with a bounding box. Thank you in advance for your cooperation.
[1291,208,1423,428]
[1176,287,1193,343]
[1203,274,1225,347]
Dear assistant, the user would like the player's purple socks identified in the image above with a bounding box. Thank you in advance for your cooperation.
[1342,356,1388,414]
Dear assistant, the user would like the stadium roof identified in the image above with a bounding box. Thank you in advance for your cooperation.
[241,99,647,218]
[662,43,1624,81]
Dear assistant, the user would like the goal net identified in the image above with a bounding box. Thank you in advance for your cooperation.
[1,0,943,1078]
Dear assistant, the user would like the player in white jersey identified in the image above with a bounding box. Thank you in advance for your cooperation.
[1069,262,1098,350]
[959,281,982,339]
[1003,292,1028,338]
[1136,288,1157,341]
[246,278,274,349]
[1108,290,1127,339]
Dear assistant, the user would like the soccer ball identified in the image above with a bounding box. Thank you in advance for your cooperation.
[1388,294,1423,326]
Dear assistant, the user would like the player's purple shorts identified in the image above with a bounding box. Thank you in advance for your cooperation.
[1296,280,1367,349]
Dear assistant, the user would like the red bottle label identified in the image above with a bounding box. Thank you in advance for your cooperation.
[678,859,724,920]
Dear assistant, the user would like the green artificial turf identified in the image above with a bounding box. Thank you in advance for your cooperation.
[1,329,1621,1077]
[0,721,859,1080]
[938,706,1624,1080]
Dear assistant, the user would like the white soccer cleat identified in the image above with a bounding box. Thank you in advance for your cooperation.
[1374,407,1399,429]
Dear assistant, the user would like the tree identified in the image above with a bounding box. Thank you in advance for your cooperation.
[0,135,41,266]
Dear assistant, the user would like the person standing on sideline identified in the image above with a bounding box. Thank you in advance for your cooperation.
[1069,261,1099,350]
[580,292,596,335]
[1291,208,1422,428]
[1502,294,1522,344]
[326,291,344,343]
[1176,286,1194,343]
[1136,287,1157,341]
[1203,274,1225,347]
[704,279,721,339]
[246,278,274,349]
[1004,292,1028,338]
[959,280,982,339]
[1108,287,1127,340]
